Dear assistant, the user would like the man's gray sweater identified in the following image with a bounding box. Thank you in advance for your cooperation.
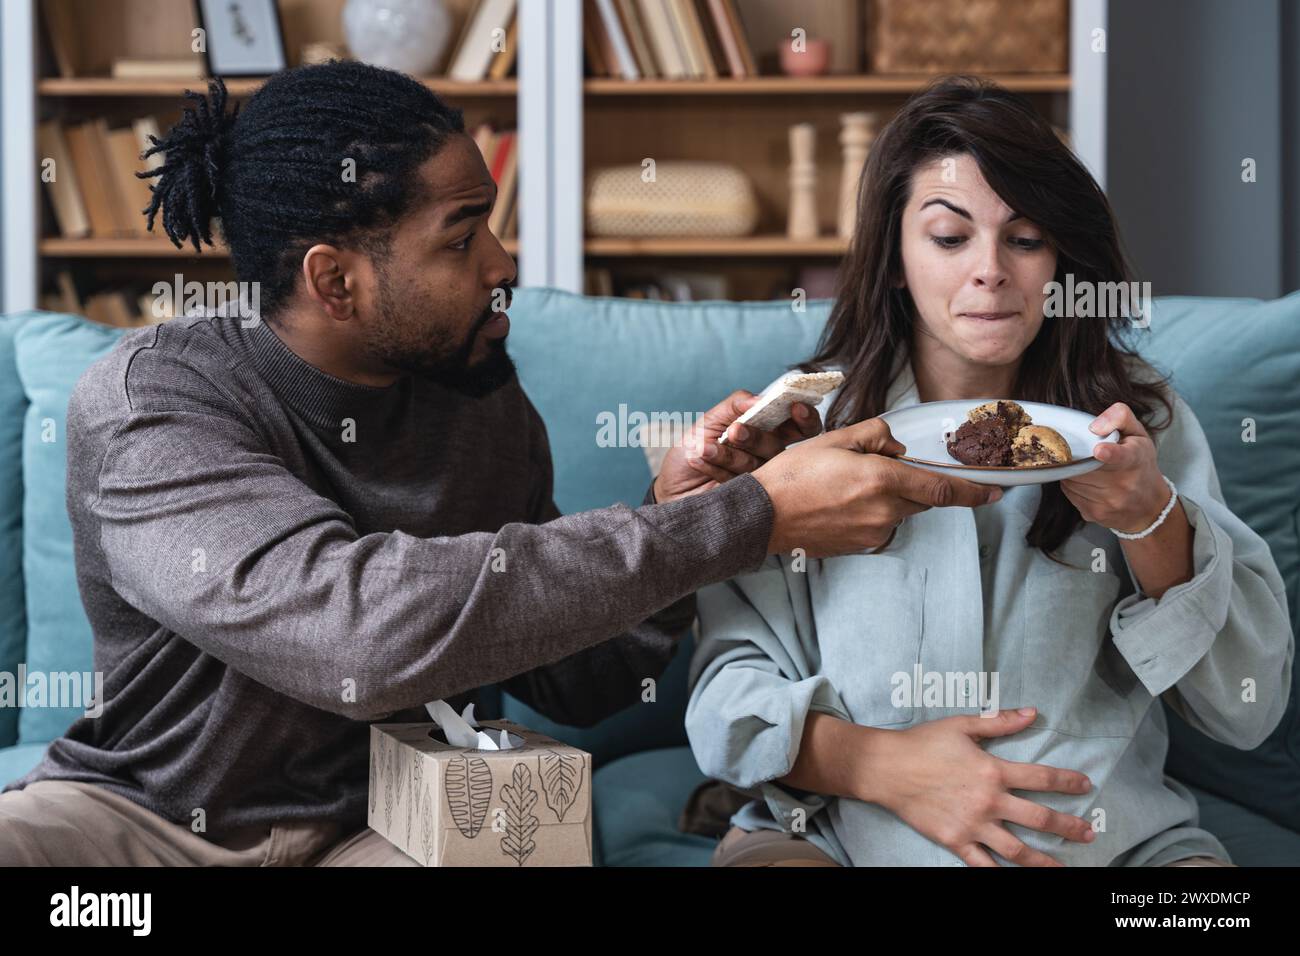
[3,313,774,838]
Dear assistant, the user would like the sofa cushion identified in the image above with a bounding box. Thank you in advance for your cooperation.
[592,745,717,866]
[1184,782,1300,866]
[1132,292,1300,832]
[588,750,1300,867]
[0,742,51,788]
[13,314,126,744]
[498,288,830,764]
[0,315,34,748]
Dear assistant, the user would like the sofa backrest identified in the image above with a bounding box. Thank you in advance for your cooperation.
[1131,291,1300,831]
[0,315,31,748]
[506,288,1300,836]
[3,291,1297,832]
[0,312,127,747]
[501,288,830,764]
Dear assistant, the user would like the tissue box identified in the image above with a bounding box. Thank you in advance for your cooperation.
[367,719,592,866]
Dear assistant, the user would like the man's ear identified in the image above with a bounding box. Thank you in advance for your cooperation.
[302,244,357,321]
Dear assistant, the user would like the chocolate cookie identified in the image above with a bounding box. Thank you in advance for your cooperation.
[946,416,1014,466]
[968,400,1032,434]
[1011,425,1072,465]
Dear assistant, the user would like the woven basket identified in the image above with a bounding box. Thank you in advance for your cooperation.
[869,0,1068,74]
[586,162,759,238]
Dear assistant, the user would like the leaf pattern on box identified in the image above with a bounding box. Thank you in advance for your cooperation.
[539,750,583,823]
[444,755,492,839]
[408,757,423,847]
[499,762,540,866]
[383,738,396,828]
[420,787,435,866]
[369,733,378,815]
[403,757,413,846]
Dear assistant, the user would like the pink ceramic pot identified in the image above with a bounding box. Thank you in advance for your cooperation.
[780,38,831,76]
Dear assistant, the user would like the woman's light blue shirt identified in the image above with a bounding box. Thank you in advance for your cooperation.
[686,358,1293,866]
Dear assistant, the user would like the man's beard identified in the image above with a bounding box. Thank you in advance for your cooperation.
[366,287,516,398]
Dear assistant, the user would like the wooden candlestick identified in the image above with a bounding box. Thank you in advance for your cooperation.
[787,123,819,240]
[838,112,878,239]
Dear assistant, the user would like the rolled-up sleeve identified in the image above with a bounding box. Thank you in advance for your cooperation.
[685,563,851,830]
[1110,394,1293,750]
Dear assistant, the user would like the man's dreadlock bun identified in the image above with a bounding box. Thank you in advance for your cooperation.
[141,77,238,252]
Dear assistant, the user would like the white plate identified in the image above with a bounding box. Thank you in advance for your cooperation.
[877,400,1120,486]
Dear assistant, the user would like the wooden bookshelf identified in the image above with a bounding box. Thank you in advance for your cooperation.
[41,237,520,258]
[577,0,1082,300]
[10,0,1104,311]
[39,77,519,98]
[583,74,1072,96]
[31,0,522,323]
[585,236,847,257]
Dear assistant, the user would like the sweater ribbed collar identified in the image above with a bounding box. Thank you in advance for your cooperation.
[239,315,410,432]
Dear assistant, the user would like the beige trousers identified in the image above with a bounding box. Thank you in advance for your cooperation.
[711,826,1236,867]
[0,780,419,866]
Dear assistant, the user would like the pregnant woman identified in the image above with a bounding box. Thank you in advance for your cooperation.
[685,76,1293,867]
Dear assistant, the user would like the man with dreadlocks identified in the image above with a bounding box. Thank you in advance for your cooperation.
[0,62,998,865]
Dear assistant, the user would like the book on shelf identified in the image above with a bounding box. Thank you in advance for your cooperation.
[592,0,640,80]
[448,0,518,82]
[671,0,716,79]
[133,117,165,174]
[585,267,728,300]
[63,120,129,237]
[110,57,204,79]
[469,124,520,240]
[502,188,519,240]
[486,131,518,238]
[713,0,757,76]
[471,123,499,170]
[590,0,755,79]
[615,0,659,78]
[54,270,81,314]
[85,289,138,328]
[36,121,90,239]
[46,270,170,328]
[40,116,167,240]
[486,14,519,80]
[40,0,78,79]
[583,6,611,77]
[105,126,156,231]
[637,0,685,78]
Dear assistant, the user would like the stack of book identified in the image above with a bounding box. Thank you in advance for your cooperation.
[584,0,757,79]
[471,124,520,240]
[445,0,519,81]
[585,267,728,300]
[38,116,164,239]
[40,270,173,328]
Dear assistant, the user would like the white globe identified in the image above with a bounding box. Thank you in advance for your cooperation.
[342,0,453,75]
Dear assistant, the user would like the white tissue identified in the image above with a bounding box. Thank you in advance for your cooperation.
[424,699,520,750]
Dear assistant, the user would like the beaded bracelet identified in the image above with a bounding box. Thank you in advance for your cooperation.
[1110,475,1178,540]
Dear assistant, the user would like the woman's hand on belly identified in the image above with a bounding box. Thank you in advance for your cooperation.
[861,708,1097,866]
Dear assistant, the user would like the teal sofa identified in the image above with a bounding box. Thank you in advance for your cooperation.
[2,288,1298,866]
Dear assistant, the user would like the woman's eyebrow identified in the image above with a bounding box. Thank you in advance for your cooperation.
[919,197,1023,223]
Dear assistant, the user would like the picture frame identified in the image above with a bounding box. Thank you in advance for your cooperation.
[195,0,288,76]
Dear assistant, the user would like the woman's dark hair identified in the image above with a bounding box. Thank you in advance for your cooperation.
[141,61,466,320]
[802,75,1173,557]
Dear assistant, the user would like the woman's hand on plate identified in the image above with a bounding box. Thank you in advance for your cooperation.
[1060,402,1168,533]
